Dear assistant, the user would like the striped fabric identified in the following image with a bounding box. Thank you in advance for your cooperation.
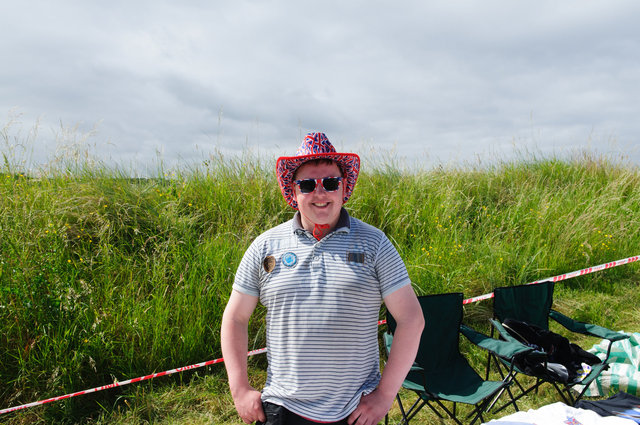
[232,209,411,421]
[574,332,640,397]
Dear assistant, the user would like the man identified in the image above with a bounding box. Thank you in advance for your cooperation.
[221,132,424,425]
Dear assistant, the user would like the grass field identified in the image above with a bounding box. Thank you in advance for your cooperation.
[1,143,639,424]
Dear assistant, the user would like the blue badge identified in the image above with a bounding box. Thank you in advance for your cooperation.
[282,252,298,268]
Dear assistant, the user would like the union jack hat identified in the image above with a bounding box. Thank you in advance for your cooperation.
[276,132,360,209]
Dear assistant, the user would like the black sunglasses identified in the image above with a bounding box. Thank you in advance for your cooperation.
[293,176,343,194]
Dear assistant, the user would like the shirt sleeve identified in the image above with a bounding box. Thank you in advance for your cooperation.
[374,233,412,299]
[232,239,262,297]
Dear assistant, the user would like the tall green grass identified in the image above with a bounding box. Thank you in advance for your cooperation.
[1,144,640,423]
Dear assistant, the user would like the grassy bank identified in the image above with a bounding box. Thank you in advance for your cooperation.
[1,151,640,423]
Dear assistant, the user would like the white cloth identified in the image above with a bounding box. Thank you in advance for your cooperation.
[482,402,636,425]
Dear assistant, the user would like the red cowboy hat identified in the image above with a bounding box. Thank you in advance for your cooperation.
[276,132,360,209]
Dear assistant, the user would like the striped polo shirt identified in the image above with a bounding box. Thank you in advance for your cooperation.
[232,208,411,422]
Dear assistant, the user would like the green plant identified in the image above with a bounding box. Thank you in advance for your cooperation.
[1,138,639,423]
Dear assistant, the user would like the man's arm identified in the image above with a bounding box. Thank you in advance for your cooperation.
[348,284,424,425]
[220,289,265,424]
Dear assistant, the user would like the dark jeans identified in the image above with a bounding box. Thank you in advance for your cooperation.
[256,402,350,425]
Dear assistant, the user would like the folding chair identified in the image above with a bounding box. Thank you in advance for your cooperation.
[486,280,630,409]
[384,292,534,425]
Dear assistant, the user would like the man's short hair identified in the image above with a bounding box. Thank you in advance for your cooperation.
[293,159,344,180]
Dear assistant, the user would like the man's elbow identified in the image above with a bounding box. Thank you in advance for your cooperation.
[414,313,425,333]
[396,309,424,334]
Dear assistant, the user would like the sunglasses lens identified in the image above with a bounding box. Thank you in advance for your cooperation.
[322,177,341,192]
[295,177,341,193]
[298,179,316,193]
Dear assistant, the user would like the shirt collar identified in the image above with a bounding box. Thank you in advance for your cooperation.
[292,208,351,236]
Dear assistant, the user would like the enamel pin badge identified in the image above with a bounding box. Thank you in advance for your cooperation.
[263,256,276,273]
[282,252,298,268]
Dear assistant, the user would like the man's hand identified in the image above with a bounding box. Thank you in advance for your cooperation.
[347,388,394,425]
[347,285,423,425]
[231,386,266,424]
[221,290,262,423]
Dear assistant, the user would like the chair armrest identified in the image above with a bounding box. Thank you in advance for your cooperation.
[383,332,393,354]
[489,318,521,344]
[549,310,630,342]
[383,332,422,371]
[461,324,534,359]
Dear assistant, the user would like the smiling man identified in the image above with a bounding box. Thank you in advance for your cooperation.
[221,132,424,425]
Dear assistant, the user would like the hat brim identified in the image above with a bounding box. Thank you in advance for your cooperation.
[276,152,360,209]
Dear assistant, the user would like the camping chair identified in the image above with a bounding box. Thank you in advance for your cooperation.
[486,280,630,409]
[384,292,535,425]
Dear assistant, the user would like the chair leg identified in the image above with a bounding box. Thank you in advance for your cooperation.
[512,375,527,394]
[485,350,493,381]
[502,385,519,412]
[432,399,464,425]
[396,394,431,424]
[406,400,433,423]
[570,380,593,405]
[485,326,496,381]
[395,394,411,425]
[492,380,541,414]
[550,382,574,406]
[423,400,443,419]
[485,386,507,413]
[469,390,507,425]
[488,353,510,383]
[466,404,483,425]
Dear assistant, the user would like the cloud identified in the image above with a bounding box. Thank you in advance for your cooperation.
[1,0,639,173]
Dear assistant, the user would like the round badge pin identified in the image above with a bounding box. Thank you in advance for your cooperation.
[282,252,298,268]
[263,256,276,273]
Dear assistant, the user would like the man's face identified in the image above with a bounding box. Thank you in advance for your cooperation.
[293,161,345,231]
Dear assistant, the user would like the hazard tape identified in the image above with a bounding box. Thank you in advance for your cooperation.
[0,348,267,415]
[2,255,638,415]
[462,255,640,305]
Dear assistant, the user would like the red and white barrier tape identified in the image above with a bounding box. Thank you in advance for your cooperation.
[0,348,267,415]
[462,255,640,305]
[2,255,638,415]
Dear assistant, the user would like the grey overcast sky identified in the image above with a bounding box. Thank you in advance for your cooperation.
[2,0,639,173]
